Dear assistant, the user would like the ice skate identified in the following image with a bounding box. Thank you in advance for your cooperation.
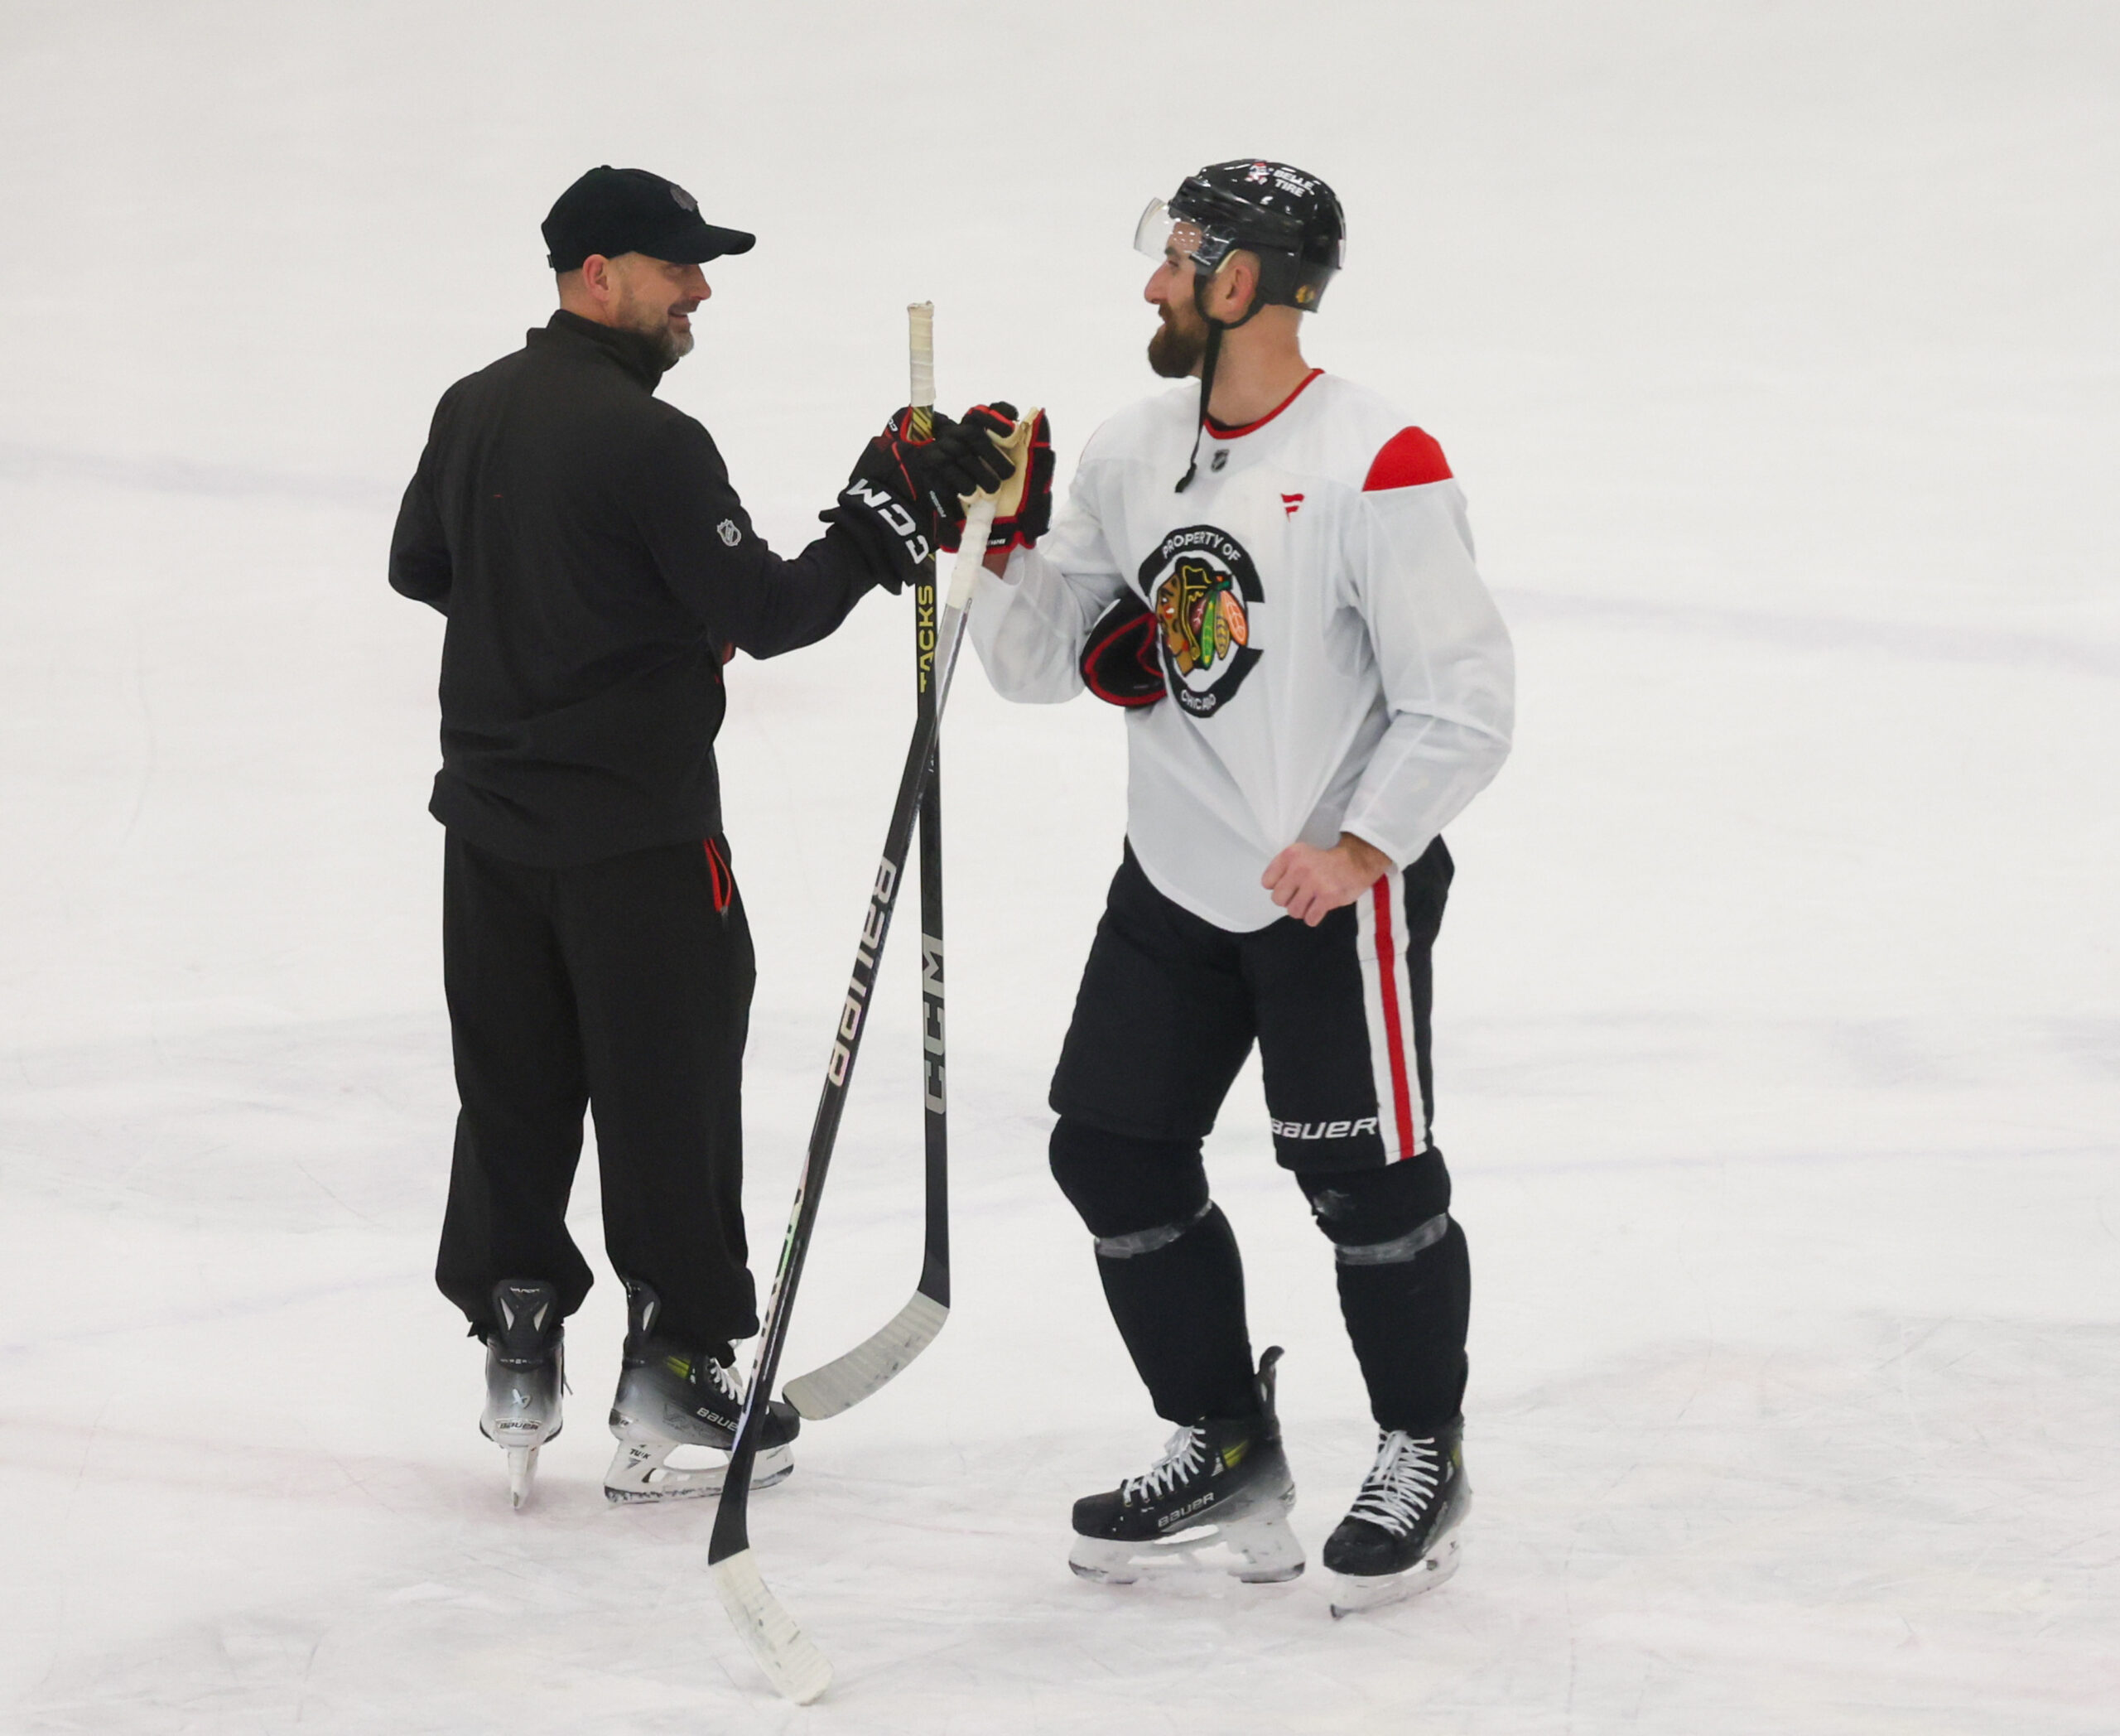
[604,1280,800,1504]
[1323,1419,1471,1616]
[479,1279,565,1512]
[1068,1347,1303,1586]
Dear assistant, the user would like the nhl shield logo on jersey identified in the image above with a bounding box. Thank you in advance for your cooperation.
[1138,525,1264,718]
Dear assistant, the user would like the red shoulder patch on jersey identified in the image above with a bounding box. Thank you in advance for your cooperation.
[1362,427,1452,491]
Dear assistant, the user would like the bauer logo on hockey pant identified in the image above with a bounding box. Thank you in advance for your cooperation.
[1270,1116,1381,1141]
[1139,525,1263,719]
[717,517,741,547]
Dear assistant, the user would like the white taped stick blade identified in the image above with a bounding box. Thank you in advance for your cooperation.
[783,1291,949,1420]
[715,1550,832,1705]
[907,301,935,409]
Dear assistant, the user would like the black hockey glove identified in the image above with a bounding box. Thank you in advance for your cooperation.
[851,406,1015,541]
[938,403,1054,553]
[1079,591,1165,708]
[830,469,927,595]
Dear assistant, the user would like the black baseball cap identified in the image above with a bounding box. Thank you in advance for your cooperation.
[542,166,756,272]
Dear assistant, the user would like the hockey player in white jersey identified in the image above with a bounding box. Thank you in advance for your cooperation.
[966,161,1514,1613]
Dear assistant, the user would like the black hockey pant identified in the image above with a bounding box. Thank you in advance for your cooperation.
[1048,842,1470,1436]
[435,832,758,1357]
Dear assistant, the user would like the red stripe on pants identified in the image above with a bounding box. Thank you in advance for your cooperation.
[1371,878,1418,1160]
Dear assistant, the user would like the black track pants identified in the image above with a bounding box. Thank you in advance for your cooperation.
[435,832,758,1353]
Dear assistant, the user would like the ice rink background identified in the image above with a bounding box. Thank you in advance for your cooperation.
[2,1,2115,1729]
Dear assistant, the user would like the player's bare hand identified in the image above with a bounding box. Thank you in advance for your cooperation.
[1261,833,1392,927]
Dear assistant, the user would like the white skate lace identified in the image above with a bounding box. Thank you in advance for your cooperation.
[1346,1431,1441,1536]
[704,1359,743,1404]
[1122,1425,1210,1502]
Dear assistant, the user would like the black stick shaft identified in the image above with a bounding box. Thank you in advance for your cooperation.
[708,603,966,1567]
[915,558,950,1307]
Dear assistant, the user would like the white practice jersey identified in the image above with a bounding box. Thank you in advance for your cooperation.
[969,370,1516,933]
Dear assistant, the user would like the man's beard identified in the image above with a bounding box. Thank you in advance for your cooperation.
[641,312,694,369]
[614,294,694,368]
[654,317,695,367]
[1148,303,1208,379]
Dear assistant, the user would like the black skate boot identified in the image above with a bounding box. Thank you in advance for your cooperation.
[479,1279,565,1511]
[604,1280,801,1504]
[1323,1418,1472,1616]
[1068,1346,1303,1585]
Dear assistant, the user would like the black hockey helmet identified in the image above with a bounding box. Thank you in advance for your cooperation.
[1135,159,1346,491]
[1135,159,1346,321]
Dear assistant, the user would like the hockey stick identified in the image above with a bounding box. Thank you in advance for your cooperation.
[781,302,951,1422]
[711,422,1032,1705]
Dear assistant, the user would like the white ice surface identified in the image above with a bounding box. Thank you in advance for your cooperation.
[2,2,2117,1730]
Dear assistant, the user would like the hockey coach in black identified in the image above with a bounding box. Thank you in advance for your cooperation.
[389,165,1012,1507]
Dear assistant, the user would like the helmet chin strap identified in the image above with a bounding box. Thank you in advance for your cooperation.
[1175,264,1265,494]
[1175,320,1221,494]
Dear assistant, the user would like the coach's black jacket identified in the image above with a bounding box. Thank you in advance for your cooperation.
[389,311,889,867]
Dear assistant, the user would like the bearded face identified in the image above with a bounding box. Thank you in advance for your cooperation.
[1147,291,1211,379]
[607,255,703,368]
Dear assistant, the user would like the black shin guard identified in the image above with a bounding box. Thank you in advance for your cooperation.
[1051,1118,1256,1424]
[1096,1203,1255,1425]
[1299,1155,1471,1435]
[1335,1219,1470,1433]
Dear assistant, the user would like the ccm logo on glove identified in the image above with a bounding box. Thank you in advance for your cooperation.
[842,480,931,562]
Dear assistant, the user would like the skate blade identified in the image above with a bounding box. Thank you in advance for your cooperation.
[1327,1534,1462,1617]
[506,1446,539,1510]
[603,1439,794,1505]
[1069,1510,1305,1587]
[482,1417,562,1449]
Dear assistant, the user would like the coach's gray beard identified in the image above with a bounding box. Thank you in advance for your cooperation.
[619,306,693,369]
[651,317,695,368]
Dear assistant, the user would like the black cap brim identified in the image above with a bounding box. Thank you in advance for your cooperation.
[672,219,755,263]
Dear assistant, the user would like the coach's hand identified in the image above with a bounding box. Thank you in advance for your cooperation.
[865,407,1015,537]
[1262,833,1393,927]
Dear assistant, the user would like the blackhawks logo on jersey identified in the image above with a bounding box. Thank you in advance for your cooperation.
[1139,525,1263,718]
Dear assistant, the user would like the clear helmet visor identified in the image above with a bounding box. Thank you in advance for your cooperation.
[1133,197,1212,266]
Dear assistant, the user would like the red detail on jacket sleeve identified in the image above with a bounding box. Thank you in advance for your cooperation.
[1362,427,1452,491]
